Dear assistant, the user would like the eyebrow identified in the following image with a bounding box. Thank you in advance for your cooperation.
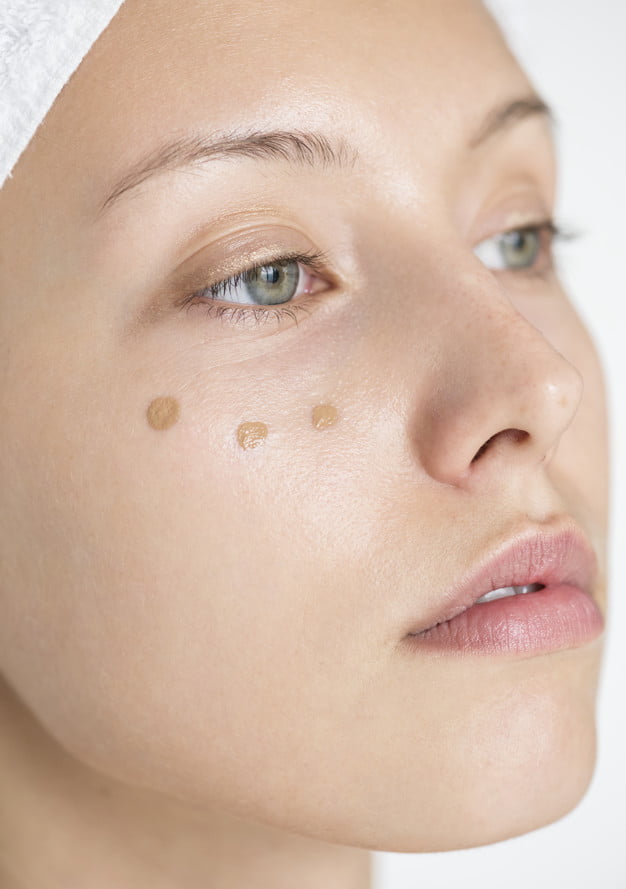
[97,94,553,217]
[98,131,357,215]
[469,95,554,148]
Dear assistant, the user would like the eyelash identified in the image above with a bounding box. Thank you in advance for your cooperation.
[178,249,330,327]
[178,220,572,328]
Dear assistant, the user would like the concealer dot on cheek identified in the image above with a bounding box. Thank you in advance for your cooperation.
[312,404,339,430]
[237,422,269,450]
[147,397,181,431]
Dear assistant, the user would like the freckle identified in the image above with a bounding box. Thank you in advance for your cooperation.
[237,422,268,450]
[147,397,180,431]
[312,404,339,430]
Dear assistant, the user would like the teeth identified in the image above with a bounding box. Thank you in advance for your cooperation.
[475,583,543,604]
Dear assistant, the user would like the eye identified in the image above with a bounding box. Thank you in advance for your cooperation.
[474,222,559,273]
[194,255,327,308]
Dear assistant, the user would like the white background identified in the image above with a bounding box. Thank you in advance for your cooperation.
[374,2,626,887]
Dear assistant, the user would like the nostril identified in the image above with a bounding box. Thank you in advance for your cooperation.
[471,428,529,463]
[472,440,491,463]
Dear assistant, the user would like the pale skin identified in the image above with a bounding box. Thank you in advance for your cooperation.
[0,0,609,887]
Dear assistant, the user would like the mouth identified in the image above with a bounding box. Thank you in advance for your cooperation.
[405,523,604,656]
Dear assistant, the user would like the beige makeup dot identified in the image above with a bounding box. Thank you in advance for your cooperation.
[237,422,269,450]
[312,404,339,430]
[147,397,180,431]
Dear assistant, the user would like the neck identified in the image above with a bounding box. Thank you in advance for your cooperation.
[0,679,372,889]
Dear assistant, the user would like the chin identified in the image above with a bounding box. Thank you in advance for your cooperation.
[367,733,599,855]
[435,744,597,854]
[377,661,600,853]
[309,639,603,856]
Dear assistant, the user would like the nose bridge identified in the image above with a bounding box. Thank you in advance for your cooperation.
[414,275,584,487]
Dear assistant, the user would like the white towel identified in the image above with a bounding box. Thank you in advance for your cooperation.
[0,0,125,188]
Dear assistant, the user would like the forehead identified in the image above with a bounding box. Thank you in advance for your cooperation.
[45,0,531,195]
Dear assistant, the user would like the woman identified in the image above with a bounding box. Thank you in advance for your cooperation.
[0,1,609,887]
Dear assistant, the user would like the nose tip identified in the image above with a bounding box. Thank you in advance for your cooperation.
[416,334,584,488]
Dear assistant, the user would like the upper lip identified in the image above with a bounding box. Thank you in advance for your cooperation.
[408,520,598,636]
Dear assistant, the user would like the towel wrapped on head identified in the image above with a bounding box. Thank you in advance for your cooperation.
[0,0,125,188]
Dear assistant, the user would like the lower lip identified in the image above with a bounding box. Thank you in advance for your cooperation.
[407,585,604,656]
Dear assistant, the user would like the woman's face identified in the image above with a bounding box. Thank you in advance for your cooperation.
[0,0,608,852]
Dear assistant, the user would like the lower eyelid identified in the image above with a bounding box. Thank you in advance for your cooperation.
[178,265,331,330]
[183,297,318,330]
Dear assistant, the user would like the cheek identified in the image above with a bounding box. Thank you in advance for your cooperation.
[0,300,608,847]
[0,324,391,790]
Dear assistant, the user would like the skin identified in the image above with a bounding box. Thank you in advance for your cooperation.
[0,0,609,887]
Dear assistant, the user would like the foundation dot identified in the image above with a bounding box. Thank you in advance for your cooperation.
[312,404,339,430]
[237,422,269,450]
[147,397,180,431]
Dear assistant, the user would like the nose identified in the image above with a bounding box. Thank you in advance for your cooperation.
[414,284,584,488]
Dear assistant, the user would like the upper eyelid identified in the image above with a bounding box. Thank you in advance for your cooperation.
[478,218,557,242]
[171,227,332,288]
[487,221,578,246]
[179,218,562,304]
[201,221,553,284]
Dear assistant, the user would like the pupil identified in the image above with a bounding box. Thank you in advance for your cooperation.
[261,267,281,285]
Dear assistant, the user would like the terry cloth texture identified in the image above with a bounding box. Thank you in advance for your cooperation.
[0,0,125,187]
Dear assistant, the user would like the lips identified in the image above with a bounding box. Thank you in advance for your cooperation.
[406,523,604,655]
